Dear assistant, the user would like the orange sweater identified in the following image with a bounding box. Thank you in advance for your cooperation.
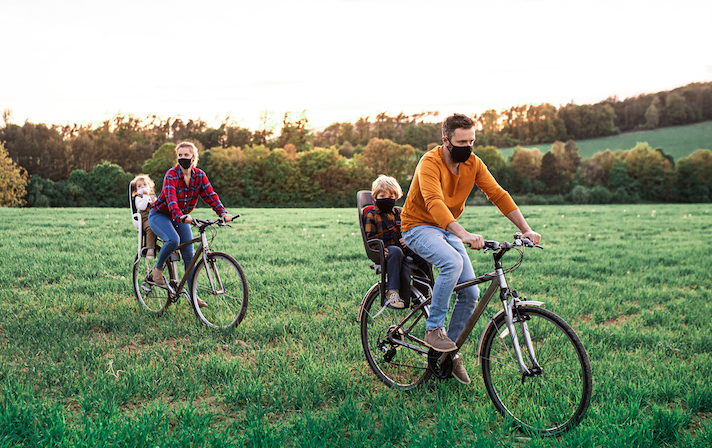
[401,146,518,232]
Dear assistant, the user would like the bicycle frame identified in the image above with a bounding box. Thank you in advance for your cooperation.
[160,226,224,300]
[447,249,545,374]
[362,241,546,376]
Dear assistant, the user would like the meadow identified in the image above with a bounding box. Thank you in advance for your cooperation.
[499,121,712,161]
[0,203,711,447]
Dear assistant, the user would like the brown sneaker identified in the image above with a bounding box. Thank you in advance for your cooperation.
[386,290,405,309]
[195,296,207,308]
[151,266,165,285]
[146,249,155,259]
[451,354,471,384]
[424,328,458,353]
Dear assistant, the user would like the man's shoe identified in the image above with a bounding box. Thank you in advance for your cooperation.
[386,290,405,309]
[424,328,458,353]
[151,266,165,285]
[451,354,471,384]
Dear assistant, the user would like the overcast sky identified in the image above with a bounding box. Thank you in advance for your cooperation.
[1,0,710,131]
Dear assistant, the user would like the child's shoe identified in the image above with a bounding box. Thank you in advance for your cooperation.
[386,290,405,309]
[146,249,155,259]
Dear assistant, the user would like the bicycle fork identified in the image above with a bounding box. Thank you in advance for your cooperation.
[497,268,543,376]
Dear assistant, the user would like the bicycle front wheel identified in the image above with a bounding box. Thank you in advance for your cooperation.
[480,306,592,436]
[190,251,248,329]
[360,284,431,390]
[132,254,174,314]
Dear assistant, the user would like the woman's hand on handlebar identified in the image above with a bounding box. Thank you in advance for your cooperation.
[221,213,234,223]
[180,214,193,224]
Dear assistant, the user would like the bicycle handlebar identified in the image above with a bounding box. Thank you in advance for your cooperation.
[190,214,240,228]
[483,233,543,252]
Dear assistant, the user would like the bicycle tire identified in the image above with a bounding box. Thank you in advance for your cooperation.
[132,254,174,314]
[190,251,248,329]
[360,283,432,390]
[480,306,592,436]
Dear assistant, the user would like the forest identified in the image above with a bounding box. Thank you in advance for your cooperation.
[1,82,711,208]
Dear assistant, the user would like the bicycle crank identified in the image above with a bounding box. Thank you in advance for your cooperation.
[427,349,454,379]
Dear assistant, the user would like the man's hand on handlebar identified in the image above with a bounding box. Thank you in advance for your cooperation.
[462,232,485,250]
[521,230,541,245]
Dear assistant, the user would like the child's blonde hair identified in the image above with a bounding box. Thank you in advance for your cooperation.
[371,175,403,200]
[130,174,156,197]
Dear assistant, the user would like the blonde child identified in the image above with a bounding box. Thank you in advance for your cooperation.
[130,174,158,259]
[363,175,416,309]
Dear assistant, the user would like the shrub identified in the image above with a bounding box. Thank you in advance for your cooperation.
[571,185,590,204]
[589,186,613,204]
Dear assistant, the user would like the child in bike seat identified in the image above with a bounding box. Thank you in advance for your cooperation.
[130,174,158,259]
[364,175,424,309]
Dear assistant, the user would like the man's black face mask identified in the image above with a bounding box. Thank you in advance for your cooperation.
[447,138,472,163]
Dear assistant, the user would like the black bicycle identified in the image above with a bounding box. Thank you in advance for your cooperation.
[132,216,248,329]
[358,233,592,436]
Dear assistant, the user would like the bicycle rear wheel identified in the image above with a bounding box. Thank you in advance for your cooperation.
[360,284,431,390]
[132,254,173,314]
[190,251,248,329]
[480,306,592,436]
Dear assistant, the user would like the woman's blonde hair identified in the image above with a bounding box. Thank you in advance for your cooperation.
[371,175,403,200]
[130,174,156,197]
[175,141,199,168]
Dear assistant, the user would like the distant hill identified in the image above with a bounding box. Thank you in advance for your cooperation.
[498,121,712,162]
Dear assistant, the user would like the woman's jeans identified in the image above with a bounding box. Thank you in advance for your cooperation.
[148,209,195,290]
[402,225,479,342]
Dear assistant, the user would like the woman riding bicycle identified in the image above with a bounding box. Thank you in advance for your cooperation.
[400,113,540,384]
[148,141,234,307]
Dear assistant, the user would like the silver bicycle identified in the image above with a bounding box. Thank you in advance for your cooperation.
[358,233,592,436]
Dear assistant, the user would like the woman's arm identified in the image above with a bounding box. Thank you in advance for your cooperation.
[196,170,227,217]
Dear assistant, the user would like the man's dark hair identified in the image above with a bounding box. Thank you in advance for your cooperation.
[442,113,475,141]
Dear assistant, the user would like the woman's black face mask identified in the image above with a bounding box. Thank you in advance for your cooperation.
[178,158,192,169]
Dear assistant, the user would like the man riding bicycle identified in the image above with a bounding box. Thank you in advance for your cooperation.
[401,113,541,385]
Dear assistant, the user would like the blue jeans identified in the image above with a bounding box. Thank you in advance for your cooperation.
[148,209,195,288]
[402,225,479,341]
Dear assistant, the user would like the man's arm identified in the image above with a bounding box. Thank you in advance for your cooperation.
[446,221,484,250]
[505,209,541,244]
[447,208,541,250]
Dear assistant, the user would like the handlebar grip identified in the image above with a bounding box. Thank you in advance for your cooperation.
[483,240,499,250]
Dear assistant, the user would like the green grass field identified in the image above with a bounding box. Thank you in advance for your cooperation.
[499,121,712,161]
[1,204,711,447]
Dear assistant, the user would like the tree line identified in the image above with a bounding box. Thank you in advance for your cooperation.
[1,82,711,207]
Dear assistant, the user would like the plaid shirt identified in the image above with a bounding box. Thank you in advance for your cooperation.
[152,166,227,221]
[364,206,403,249]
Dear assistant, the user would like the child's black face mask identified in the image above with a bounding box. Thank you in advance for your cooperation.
[376,197,395,213]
